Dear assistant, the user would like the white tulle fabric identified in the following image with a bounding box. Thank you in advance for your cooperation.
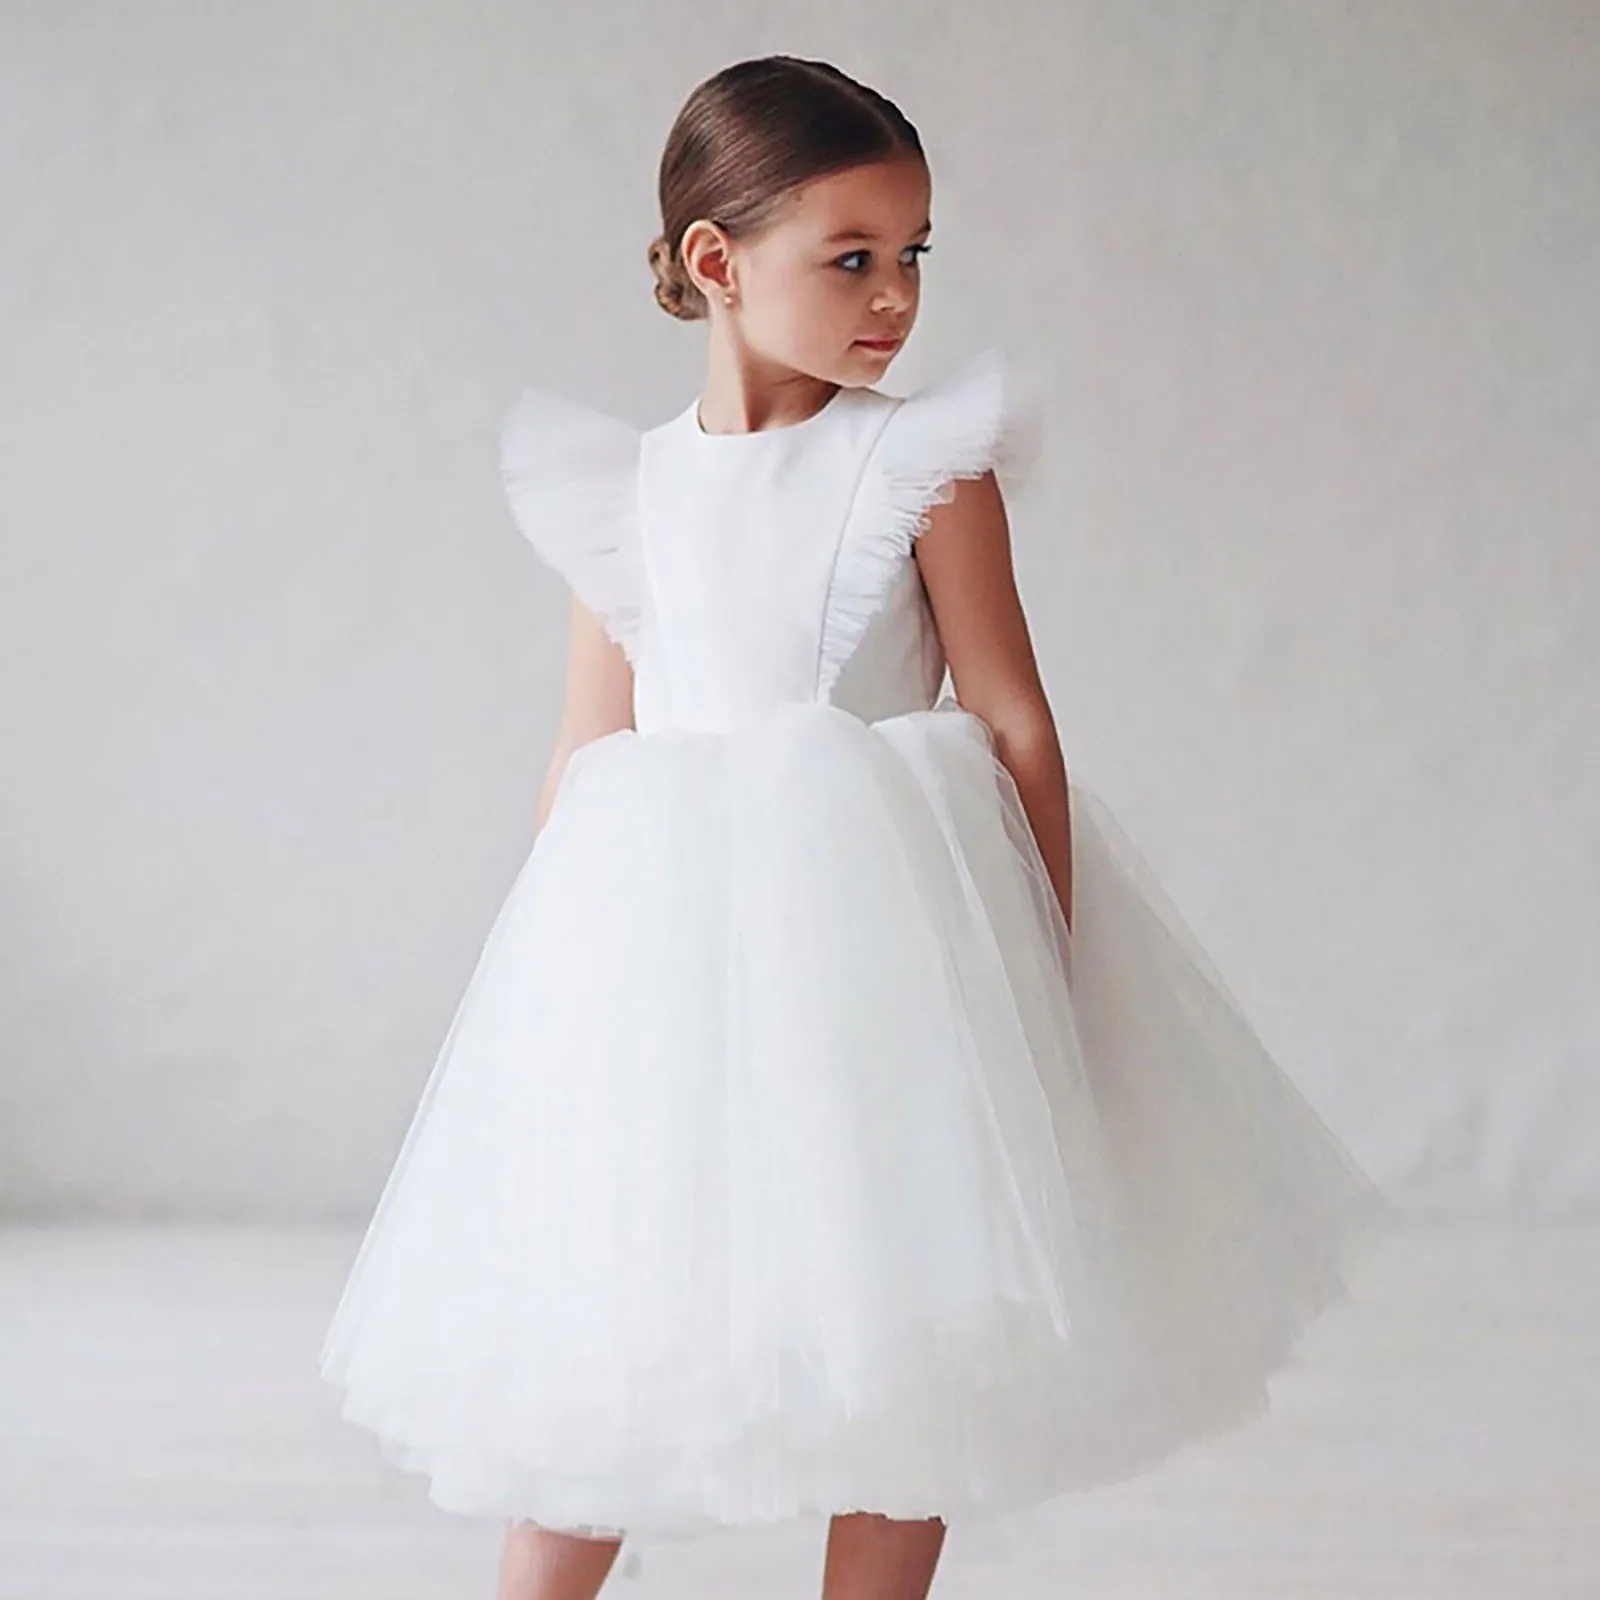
[816,342,1045,699]
[320,347,1391,1576]
[498,388,645,665]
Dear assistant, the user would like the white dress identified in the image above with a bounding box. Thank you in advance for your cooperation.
[318,344,1391,1574]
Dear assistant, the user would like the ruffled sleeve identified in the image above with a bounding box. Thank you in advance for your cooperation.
[817,343,1048,697]
[498,389,646,666]
[870,341,1046,523]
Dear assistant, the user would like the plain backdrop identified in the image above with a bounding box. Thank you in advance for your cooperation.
[1,1,1595,1222]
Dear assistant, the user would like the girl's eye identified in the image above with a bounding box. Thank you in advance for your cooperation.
[836,244,932,273]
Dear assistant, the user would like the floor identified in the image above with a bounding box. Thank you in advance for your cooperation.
[1,1222,1595,1598]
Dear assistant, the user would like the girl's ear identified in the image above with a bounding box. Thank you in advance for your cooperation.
[679,218,735,303]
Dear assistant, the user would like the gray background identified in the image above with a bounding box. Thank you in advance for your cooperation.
[1,1,1595,1221]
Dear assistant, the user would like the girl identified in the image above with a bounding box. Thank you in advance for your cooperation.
[320,55,1391,1600]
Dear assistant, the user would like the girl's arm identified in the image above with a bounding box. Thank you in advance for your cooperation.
[533,594,636,834]
[914,470,1073,932]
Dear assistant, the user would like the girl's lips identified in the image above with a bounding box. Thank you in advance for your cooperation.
[855,338,901,351]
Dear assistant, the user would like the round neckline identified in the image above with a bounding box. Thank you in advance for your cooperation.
[689,382,849,440]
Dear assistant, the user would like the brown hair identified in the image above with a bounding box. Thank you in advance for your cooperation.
[648,56,925,322]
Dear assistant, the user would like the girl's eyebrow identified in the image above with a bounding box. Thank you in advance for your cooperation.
[822,220,933,243]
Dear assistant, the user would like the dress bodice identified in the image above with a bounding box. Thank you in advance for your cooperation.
[499,345,1042,736]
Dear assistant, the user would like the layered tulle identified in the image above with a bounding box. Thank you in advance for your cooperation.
[319,698,1391,1551]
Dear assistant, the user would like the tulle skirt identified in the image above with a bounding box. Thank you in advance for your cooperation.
[318,697,1390,1556]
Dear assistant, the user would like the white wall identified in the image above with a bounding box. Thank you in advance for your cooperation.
[1,1,1595,1220]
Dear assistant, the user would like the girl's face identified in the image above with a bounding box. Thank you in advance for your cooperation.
[713,156,932,386]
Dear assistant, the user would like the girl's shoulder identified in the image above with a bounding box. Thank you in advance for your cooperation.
[498,342,1046,506]
[493,343,1048,661]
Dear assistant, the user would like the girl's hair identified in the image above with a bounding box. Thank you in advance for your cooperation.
[648,56,925,322]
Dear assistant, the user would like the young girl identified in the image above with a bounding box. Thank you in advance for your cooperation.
[320,55,1391,1600]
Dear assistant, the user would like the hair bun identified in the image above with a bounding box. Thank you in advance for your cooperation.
[648,233,705,322]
